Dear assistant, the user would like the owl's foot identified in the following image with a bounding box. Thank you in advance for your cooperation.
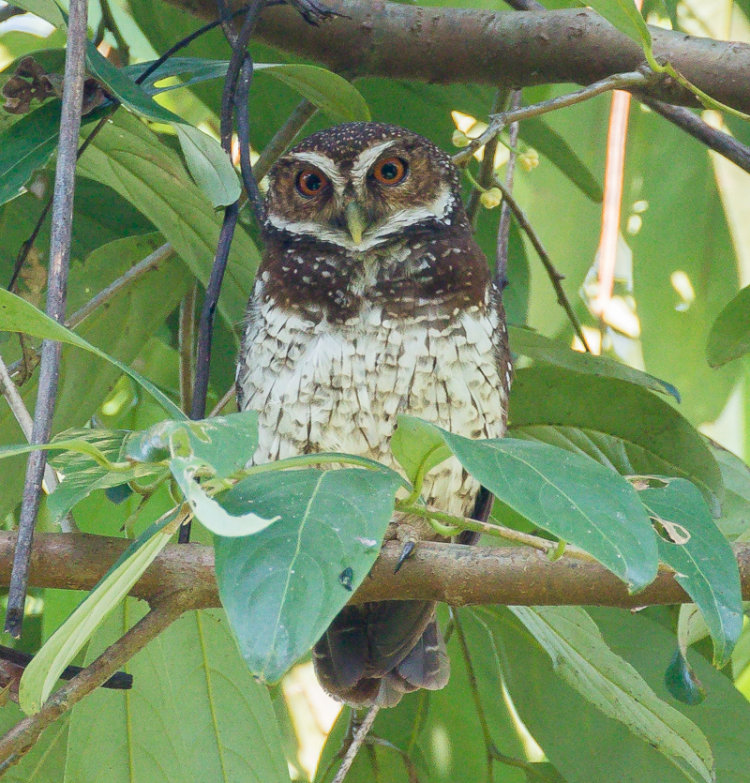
[387,522,421,574]
[394,541,416,574]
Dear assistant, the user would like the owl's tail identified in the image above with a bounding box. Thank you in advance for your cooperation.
[312,600,449,707]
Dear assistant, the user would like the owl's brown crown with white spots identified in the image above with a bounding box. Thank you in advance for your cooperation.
[259,122,490,321]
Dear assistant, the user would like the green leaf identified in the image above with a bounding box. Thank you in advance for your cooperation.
[124,411,258,478]
[171,456,279,537]
[214,467,401,682]
[122,57,371,122]
[404,416,658,592]
[255,64,371,122]
[0,287,185,419]
[47,429,166,526]
[509,366,724,513]
[509,325,680,401]
[710,442,750,541]
[509,606,714,783]
[76,111,257,330]
[637,477,742,666]
[8,0,66,27]
[174,124,240,208]
[18,510,182,714]
[584,0,654,59]
[390,415,450,485]
[86,45,240,209]
[706,285,750,367]
[520,117,603,202]
[64,604,292,783]
[0,100,61,206]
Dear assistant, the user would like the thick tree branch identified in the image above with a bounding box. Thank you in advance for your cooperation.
[167,0,750,112]
[4,532,750,608]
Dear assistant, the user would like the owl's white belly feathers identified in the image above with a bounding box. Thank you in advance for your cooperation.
[238,290,508,519]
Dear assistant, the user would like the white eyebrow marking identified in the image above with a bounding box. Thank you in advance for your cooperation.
[350,139,402,183]
[288,151,346,189]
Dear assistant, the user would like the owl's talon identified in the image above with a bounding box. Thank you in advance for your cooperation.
[394,540,416,573]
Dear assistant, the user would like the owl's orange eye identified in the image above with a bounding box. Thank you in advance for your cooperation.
[295,168,329,198]
[372,157,408,185]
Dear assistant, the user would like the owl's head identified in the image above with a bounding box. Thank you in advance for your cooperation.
[263,122,464,253]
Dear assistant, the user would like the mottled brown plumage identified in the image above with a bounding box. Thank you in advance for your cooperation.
[237,122,511,706]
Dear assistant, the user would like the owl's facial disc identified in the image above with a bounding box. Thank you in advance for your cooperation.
[266,138,457,252]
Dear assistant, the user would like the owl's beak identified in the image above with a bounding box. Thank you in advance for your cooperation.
[344,202,367,245]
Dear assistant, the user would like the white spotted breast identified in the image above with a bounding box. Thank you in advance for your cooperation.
[236,283,510,519]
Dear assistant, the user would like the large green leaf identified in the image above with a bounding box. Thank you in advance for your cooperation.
[214,467,402,682]
[711,442,750,541]
[8,0,66,28]
[0,99,62,206]
[520,117,603,202]
[75,111,257,330]
[637,478,742,667]
[124,411,258,479]
[0,233,188,519]
[508,606,714,783]
[509,325,680,400]
[628,107,741,424]
[509,366,724,512]
[0,287,184,418]
[494,606,740,783]
[399,416,658,591]
[19,509,181,714]
[63,603,291,783]
[584,0,654,57]
[706,285,750,367]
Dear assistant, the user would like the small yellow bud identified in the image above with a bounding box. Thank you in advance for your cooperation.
[451,129,470,148]
[480,187,503,209]
[519,148,539,172]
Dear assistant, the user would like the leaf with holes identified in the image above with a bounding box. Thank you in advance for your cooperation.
[509,367,723,513]
[124,411,258,478]
[400,416,658,592]
[47,429,166,526]
[214,467,402,682]
[637,477,742,667]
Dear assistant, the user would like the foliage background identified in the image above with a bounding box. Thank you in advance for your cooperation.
[0,0,749,780]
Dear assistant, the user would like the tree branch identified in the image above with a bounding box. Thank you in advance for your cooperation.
[166,0,750,112]
[4,532,750,608]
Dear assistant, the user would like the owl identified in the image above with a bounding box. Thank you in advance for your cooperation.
[236,122,512,706]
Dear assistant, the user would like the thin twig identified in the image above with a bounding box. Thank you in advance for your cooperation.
[491,177,591,351]
[0,592,186,770]
[495,89,521,291]
[332,706,380,783]
[67,243,176,329]
[209,384,236,416]
[453,72,649,166]
[0,355,70,531]
[643,99,750,174]
[400,502,594,562]
[235,57,265,222]
[99,0,130,62]
[5,0,89,638]
[179,283,197,413]
[253,99,317,181]
[466,90,509,224]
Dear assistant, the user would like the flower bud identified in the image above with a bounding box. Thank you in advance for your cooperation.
[480,187,503,209]
[451,129,470,148]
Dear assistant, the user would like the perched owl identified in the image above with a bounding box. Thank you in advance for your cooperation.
[237,122,512,706]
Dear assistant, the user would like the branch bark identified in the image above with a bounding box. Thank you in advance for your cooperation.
[166,0,750,112]
[5,531,750,608]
